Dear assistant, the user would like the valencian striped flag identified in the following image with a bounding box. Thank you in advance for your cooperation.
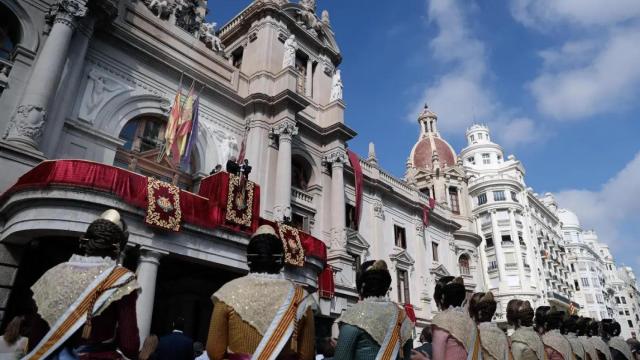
[162,78,183,161]
[180,95,199,169]
[170,83,195,166]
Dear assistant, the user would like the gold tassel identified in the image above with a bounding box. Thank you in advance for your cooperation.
[81,318,92,339]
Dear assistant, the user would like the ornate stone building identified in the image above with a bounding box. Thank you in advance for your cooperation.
[0,0,477,342]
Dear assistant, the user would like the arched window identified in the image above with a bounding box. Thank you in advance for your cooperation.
[291,155,312,191]
[0,3,21,60]
[115,115,196,190]
[459,254,470,275]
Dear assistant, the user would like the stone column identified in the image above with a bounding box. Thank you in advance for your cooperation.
[135,248,167,343]
[5,0,88,150]
[323,149,349,254]
[271,120,298,222]
[305,59,313,97]
[42,17,95,156]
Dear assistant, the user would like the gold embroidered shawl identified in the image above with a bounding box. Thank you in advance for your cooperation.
[608,337,633,360]
[478,322,508,360]
[590,337,613,360]
[432,307,477,352]
[511,327,545,360]
[565,333,586,360]
[579,337,599,360]
[213,273,310,336]
[31,255,139,326]
[337,297,413,346]
[542,330,572,360]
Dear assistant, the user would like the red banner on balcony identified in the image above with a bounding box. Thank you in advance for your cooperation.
[347,150,363,230]
[145,178,182,232]
[422,198,436,227]
[318,264,335,299]
[278,223,305,267]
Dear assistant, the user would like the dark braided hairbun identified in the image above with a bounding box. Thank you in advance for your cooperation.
[358,260,392,298]
[469,291,497,323]
[80,219,128,258]
[434,276,466,310]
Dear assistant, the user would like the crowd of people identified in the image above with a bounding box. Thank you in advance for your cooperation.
[1,210,639,360]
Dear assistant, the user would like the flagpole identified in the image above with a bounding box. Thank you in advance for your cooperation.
[158,71,185,163]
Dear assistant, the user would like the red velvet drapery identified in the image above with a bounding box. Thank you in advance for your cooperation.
[318,264,335,299]
[347,150,363,230]
[404,303,417,323]
[422,198,436,227]
[0,160,327,264]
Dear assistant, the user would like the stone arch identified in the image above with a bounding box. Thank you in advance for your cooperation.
[458,253,471,275]
[291,147,318,189]
[0,0,39,53]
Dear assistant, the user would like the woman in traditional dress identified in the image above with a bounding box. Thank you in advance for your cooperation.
[26,209,140,360]
[431,276,477,360]
[334,260,413,360]
[577,317,601,360]
[468,292,509,360]
[602,319,634,360]
[562,315,586,360]
[207,225,315,360]
[535,306,572,360]
[507,299,544,360]
[587,320,612,360]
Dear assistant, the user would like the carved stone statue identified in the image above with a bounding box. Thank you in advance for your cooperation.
[329,69,343,102]
[200,22,224,52]
[296,0,322,35]
[86,69,121,114]
[282,35,297,69]
[321,9,330,25]
[147,0,170,18]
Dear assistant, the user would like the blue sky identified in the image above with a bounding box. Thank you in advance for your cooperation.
[209,1,640,276]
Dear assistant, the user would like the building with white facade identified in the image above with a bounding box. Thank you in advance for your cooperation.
[459,125,575,323]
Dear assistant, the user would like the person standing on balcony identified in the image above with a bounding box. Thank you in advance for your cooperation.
[25,209,140,360]
[508,299,545,360]
[469,292,509,360]
[333,260,413,360]
[206,225,315,360]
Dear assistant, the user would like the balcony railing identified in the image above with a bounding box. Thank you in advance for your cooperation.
[291,187,314,208]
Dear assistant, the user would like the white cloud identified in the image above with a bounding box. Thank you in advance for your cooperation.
[530,27,640,120]
[414,0,545,149]
[510,0,640,28]
[555,151,640,272]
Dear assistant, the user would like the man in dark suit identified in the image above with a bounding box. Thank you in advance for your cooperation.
[155,317,194,360]
[413,326,432,359]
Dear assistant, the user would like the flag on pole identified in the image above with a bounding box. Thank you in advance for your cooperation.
[237,127,247,163]
[180,96,200,169]
[162,76,183,160]
[170,82,195,165]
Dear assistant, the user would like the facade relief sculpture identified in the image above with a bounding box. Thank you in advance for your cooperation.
[79,69,129,123]
[199,22,224,52]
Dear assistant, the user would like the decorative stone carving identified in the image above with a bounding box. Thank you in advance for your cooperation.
[147,0,171,18]
[282,35,298,69]
[199,22,224,52]
[329,69,343,102]
[59,0,88,17]
[322,149,348,166]
[79,69,129,123]
[44,0,88,32]
[271,121,298,140]
[273,205,292,223]
[372,200,385,219]
[5,105,46,144]
[330,227,347,252]
[213,131,239,165]
[321,9,330,25]
[296,0,322,36]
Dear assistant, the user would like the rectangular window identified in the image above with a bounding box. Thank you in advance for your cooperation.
[488,255,498,272]
[494,191,506,201]
[449,187,460,214]
[291,213,310,232]
[622,297,627,304]
[505,253,517,268]
[346,204,357,230]
[511,191,518,202]
[394,225,407,249]
[571,264,575,272]
[482,153,491,165]
[574,280,580,291]
[518,232,525,246]
[502,234,513,244]
[421,187,431,197]
[581,278,589,287]
[616,296,621,304]
[467,156,475,165]
[626,310,630,316]
[432,242,439,262]
[485,234,494,248]
[629,320,634,328]
[397,269,410,304]
[478,193,487,205]
[470,135,475,142]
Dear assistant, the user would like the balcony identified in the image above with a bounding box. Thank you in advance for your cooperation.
[291,187,314,209]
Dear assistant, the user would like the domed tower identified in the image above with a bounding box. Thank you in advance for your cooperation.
[406,105,482,290]
[460,124,505,170]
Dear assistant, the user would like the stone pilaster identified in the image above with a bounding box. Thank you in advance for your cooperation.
[323,148,348,254]
[271,120,298,222]
[5,0,88,150]
[135,247,167,343]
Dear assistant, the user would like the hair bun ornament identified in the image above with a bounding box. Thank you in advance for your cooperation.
[252,224,278,239]
[481,291,494,302]
[369,260,388,271]
[100,209,123,230]
[450,276,464,286]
